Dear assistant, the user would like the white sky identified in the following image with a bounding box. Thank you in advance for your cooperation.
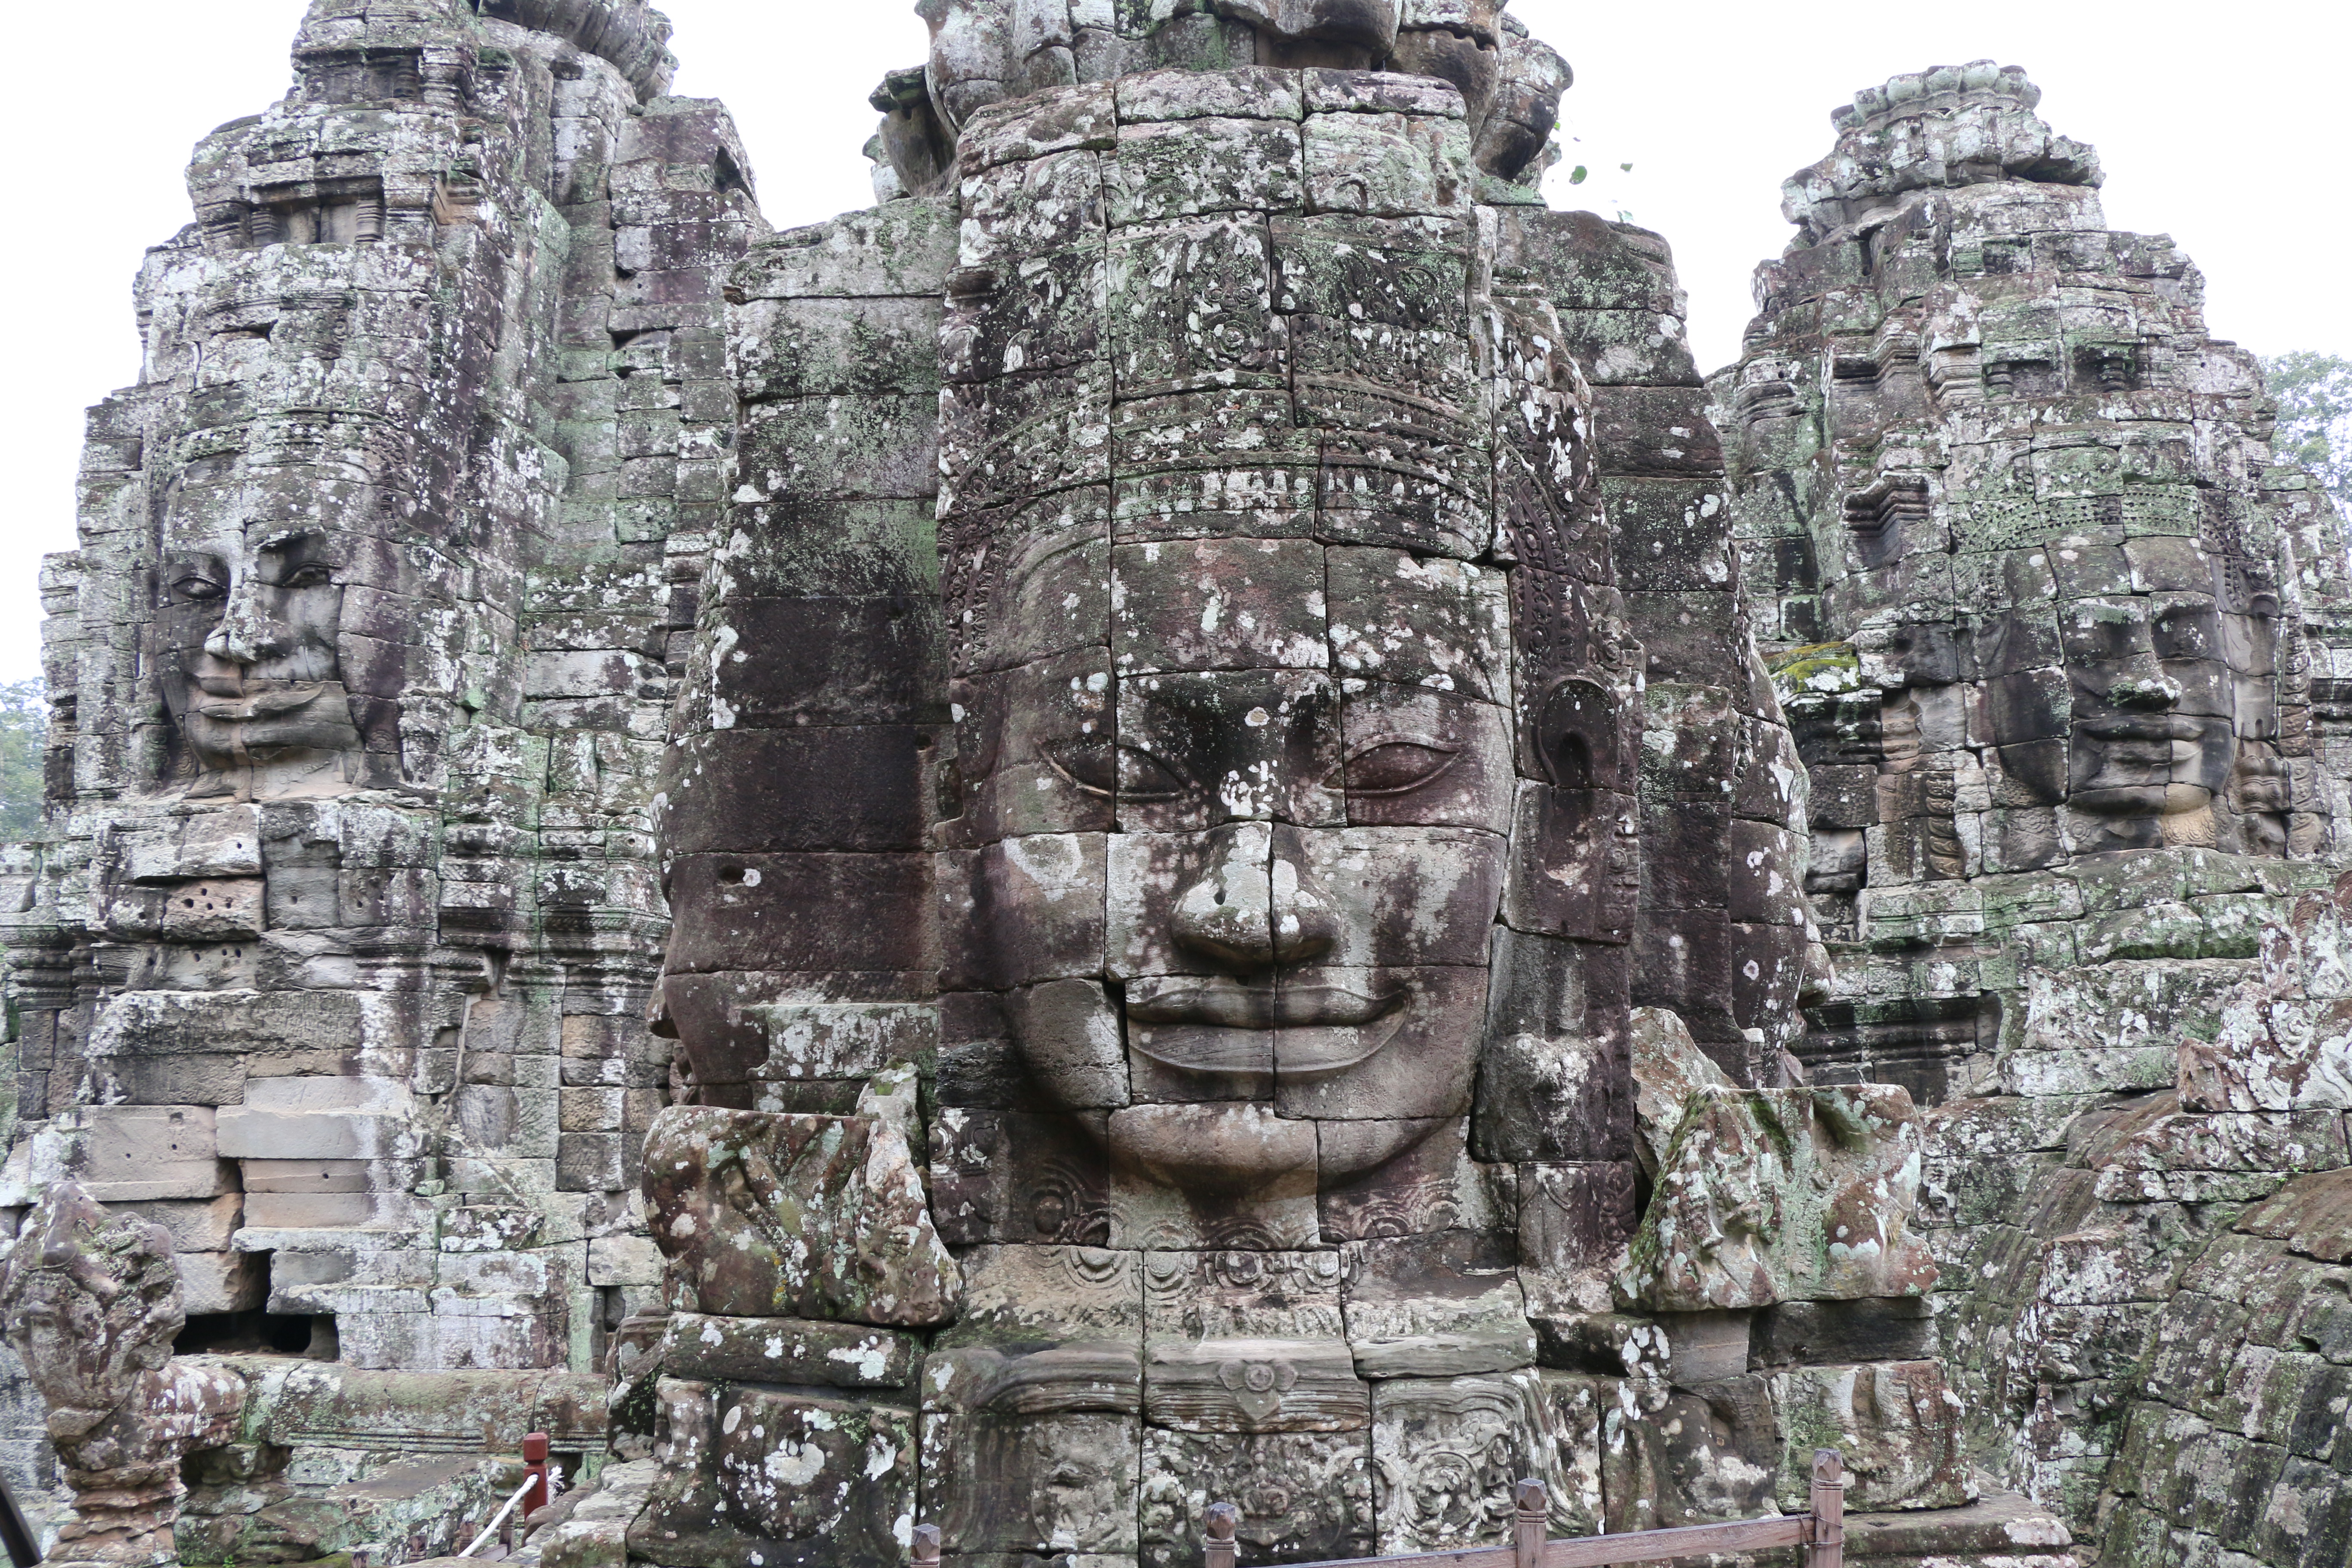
[3,0,2343,686]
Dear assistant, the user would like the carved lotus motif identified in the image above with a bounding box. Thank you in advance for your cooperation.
[1215,1357,1301,1423]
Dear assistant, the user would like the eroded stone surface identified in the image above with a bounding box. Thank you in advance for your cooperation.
[640,1105,958,1326]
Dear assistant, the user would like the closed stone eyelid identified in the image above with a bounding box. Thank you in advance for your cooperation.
[1341,735,1464,794]
[1041,738,1191,799]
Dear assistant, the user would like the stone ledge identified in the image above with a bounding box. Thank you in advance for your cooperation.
[1844,1492,2075,1558]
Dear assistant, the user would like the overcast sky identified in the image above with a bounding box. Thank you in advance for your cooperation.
[3,0,2343,686]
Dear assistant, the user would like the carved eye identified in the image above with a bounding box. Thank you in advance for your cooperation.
[280,563,334,589]
[1343,740,1461,796]
[1051,739,1188,797]
[173,576,227,603]
[1115,745,1189,802]
[1046,739,1190,802]
[1045,738,1118,798]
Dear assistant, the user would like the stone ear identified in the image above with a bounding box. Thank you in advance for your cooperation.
[1534,678,1616,790]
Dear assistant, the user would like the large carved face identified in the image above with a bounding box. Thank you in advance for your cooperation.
[2055,570,2284,854]
[153,512,364,799]
[934,68,1628,1243]
[961,539,1516,1201]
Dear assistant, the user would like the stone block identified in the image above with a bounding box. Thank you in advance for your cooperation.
[1768,1360,1971,1511]
[1145,1338,1368,1433]
[90,990,395,1059]
[587,1234,663,1287]
[126,805,263,882]
[557,1133,627,1191]
[1600,1375,1780,1532]
[243,1191,407,1229]
[243,1076,409,1113]
[79,1105,235,1200]
[660,1313,921,1390]
[1369,1370,1578,1554]
[179,1249,268,1315]
[922,1393,1141,1557]
[1139,1428,1370,1568]
[115,1194,245,1251]
[335,1311,557,1375]
[160,879,266,941]
[937,1245,1143,1347]
[1750,1297,1937,1370]
[217,1109,416,1163]
[242,1160,372,1193]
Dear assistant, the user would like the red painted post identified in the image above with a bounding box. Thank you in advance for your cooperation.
[1808,1449,1844,1568]
[522,1432,551,1517]
[1513,1478,1549,1568]
[911,1523,943,1566]
[1205,1502,1240,1568]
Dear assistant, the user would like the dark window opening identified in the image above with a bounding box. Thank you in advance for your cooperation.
[173,1309,332,1357]
[713,147,751,200]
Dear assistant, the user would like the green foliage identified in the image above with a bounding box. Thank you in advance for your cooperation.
[2265,351,2352,509]
[0,680,49,842]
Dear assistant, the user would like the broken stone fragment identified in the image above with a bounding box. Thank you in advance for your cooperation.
[640,1104,961,1326]
[626,1377,917,1568]
[1627,1003,1733,1177]
[1618,1085,1938,1313]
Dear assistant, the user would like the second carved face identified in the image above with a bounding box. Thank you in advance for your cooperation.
[154,520,365,799]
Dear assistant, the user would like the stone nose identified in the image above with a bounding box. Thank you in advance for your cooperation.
[205,581,290,667]
[1170,823,1276,971]
[1268,826,1338,967]
[1168,824,1338,973]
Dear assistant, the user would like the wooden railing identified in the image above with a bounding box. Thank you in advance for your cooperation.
[908,1449,1844,1568]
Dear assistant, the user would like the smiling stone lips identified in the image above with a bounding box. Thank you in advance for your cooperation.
[1124,976,1409,1078]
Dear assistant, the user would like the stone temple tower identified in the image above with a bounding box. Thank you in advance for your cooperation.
[624,5,1954,1567]
[1716,63,2352,1547]
[2,0,763,1378]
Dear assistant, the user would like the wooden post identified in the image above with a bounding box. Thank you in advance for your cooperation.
[1807,1449,1844,1568]
[1205,1502,1240,1568]
[911,1523,943,1566]
[1513,1478,1549,1568]
[522,1432,551,1517]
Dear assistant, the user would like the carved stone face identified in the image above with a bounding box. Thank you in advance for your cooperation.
[1868,527,2284,857]
[2056,575,2281,851]
[973,545,1513,1197]
[154,518,363,798]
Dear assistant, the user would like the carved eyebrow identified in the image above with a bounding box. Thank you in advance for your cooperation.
[258,531,329,558]
[1340,731,1460,759]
